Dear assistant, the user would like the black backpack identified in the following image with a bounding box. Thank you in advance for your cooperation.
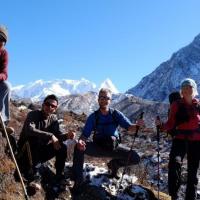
[167,91,181,137]
[168,91,181,105]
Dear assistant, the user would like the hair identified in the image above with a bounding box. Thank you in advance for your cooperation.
[180,85,198,98]
[98,88,112,97]
[43,94,58,104]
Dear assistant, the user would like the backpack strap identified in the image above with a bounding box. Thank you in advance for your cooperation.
[109,108,118,125]
[109,108,121,143]
[94,109,100,134]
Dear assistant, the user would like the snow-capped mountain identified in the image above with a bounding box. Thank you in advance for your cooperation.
[100,78,119,94]
[127,33,200,102]
[11,78,119,101]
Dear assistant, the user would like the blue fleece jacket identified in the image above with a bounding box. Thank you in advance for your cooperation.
[82,108,132,138]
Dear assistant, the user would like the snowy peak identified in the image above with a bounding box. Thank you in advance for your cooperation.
[99,78,119,94]
[11,78,119,101]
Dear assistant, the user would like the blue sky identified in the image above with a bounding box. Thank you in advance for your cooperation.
[1,0,200,92]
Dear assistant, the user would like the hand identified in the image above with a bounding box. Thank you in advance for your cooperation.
[128,119,145,133]
[136,119,145,127]
[155,119,162,127]
[51,135,61,150]
[67,130,76,140]
[77,139,86,151]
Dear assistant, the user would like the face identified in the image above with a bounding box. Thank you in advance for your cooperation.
[0,40,5,49]
[42,99,58,116]
[98,91,112,109]
[181,85,194,98]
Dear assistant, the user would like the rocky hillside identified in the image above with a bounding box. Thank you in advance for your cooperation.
[0,101,86,200]
[127,33,200,101]
[0,98,172,200]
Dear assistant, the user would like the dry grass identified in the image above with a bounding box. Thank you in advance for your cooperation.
[0,158,15,173]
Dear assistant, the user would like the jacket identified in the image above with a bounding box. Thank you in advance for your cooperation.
[18,110,67,148]
[164,98,200,141]
[0,48,8,81]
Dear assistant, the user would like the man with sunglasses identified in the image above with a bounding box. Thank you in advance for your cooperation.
[17,94,70,185]
[72,88,144,192]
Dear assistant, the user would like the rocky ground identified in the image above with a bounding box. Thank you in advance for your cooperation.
[0,101,176,200]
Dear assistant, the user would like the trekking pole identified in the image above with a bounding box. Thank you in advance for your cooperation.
[0,113,29,200]
[156,116,160,200]
[117,112,144,192]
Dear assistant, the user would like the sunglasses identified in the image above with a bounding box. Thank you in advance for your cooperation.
[0,36,6,43]
[99,96,111,100]
[44,102,57,109]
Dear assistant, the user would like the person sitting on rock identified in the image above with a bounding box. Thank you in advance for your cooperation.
[72,88,145,192]
[0,25,14,135]
[17,94,75,183]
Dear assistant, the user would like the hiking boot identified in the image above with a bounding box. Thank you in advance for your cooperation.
[53,174,71,191]
[29,181,41,191]
[27,181,41,196]
[71,181,84,194]
[0,126,14,136]
[71,179,90,194]
[107,160,120,179]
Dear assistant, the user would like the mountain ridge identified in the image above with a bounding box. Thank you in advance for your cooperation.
[11,78,119,101]
[126,33,200,101]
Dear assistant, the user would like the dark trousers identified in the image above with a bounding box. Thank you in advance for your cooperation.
[168,139,200,200]
[29,140,67,176]
[72,139,140,182]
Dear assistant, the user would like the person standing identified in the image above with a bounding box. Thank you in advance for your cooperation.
[0,25,11,126]
[156,78,200,200]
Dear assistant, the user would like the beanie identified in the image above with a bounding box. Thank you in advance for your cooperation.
[181,78,197,89]
[0,25,8,43]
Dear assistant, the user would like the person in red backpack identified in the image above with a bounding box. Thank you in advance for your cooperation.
[156,78,200,200]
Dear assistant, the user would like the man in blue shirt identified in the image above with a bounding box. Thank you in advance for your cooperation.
[72,88,144,191]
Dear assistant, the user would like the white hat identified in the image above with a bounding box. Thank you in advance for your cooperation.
[181,78,197,89]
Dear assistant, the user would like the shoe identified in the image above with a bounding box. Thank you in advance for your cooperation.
[107,160,120,179]
[53,174,70,191]
[29,181,41,191]
[0,126,14,136]
[55,174,69,185]
[71,181,83,194]
[27,181,41,196]
[71,179,90,194]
